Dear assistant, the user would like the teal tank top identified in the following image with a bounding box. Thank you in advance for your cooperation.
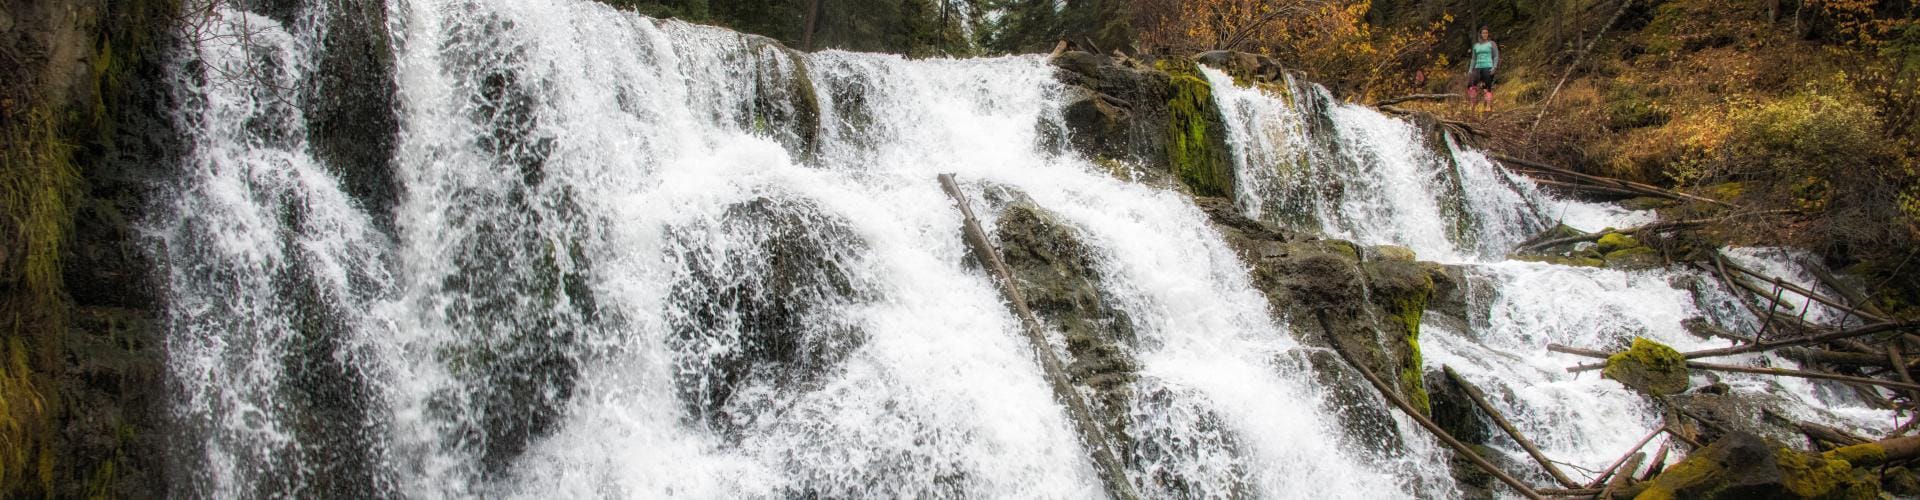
[1473,42,1496,69]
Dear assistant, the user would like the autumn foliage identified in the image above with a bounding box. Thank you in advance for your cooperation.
[1134,0,1451,100]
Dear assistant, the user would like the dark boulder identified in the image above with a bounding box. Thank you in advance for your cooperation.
[1195,196,1436,446]
[993,201,1139,450]
[665,197,871,439]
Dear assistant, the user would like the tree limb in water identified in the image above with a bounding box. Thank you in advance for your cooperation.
[1318,312,1547,500]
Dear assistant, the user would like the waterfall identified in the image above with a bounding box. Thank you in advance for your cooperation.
[1209,58,1898,493]
[153,0,1893,498]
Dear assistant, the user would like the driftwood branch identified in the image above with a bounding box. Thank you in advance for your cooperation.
[1490,154,1734,207]
[1585,427,1667,488]
[1317,313,1546,500]
[938,174,1139,500]
[1374,93,1461,107]
[1686,360,1920,391]
[1512,213,1781,253]
[1444,366,1583,488]
[1553,342,1920,391]
[1718,257,1892,324]
[1597,451,1644,499]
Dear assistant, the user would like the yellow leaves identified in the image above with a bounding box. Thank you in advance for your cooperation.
[1137,0,1451,100]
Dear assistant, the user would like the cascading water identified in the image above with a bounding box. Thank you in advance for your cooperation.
[153,0,1893,498]
[1210,56,1898,492]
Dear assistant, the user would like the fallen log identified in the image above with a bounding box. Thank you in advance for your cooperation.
[1687,360,1920,392]
[1530,0,1637,136]
[1796,420,1871,448]
[1806,262,1895,320]
[1374,93,1460,107]
[1597,451,1644,499]
[1639,442,1670,481]
[1824,434,1920,467]
[1490,154,1734,207]
[938,174,1138,500]
[1444,366,1583,488]
[1556,343,1920,386]
[1779,347,1891,368]
[1718,257,1892,324]
[1528,178,1646,198]
[1538,487,1605,498]
[1317,312,1546,500]
[1677,320,1917,360]
[1518,211,1796,254]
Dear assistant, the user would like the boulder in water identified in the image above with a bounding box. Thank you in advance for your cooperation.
[992,200,1138,446]
[1635,431,1877,500]
[1196,197,1434,419]
[1603,337,1691,396]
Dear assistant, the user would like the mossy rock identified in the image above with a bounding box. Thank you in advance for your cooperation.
[1509,253,1608,268]
[1154,57,1234,198]
[1603,337,1690,396]
[1638,432,1878,500]
[1596,232,1643,253]
[1605,246,1666,270]
[994,201,1138,444]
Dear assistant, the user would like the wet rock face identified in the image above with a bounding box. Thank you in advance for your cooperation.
[307,0,402,224]
[3,0,180,495]
[1051,51,1173,173]
[730,35,820,162]
[992,201,1138,448]
[1195,196,1437,441]
[666,197,870,438]
[1668,391,1806,447]
[1425,370,1491,445]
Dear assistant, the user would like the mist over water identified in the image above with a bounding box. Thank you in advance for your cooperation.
[154,0,1891,498]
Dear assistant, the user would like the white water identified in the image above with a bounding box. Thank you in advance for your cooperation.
[1208,65,1897,491]
[155,0,1892,498]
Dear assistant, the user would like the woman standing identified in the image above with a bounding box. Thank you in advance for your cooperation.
[1469,27,1500,113]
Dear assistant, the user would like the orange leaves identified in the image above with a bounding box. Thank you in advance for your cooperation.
[1136,0,1449,100]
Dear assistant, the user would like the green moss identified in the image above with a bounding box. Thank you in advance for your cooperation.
[1824,443,1888,467]
[1638,450,1725,500]
[1777,447,1876,499]
[1321,239,1361,260]
[1378,270,1434,414]
[1596,232,1643,253]
[1156,57,1233,198]
[1604,337,1690,396]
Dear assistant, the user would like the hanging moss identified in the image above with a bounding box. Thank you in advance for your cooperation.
[1155,57,1234,198]
[1381,274,1433,414]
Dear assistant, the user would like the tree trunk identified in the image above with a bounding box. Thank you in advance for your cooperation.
[802,0,822,50]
